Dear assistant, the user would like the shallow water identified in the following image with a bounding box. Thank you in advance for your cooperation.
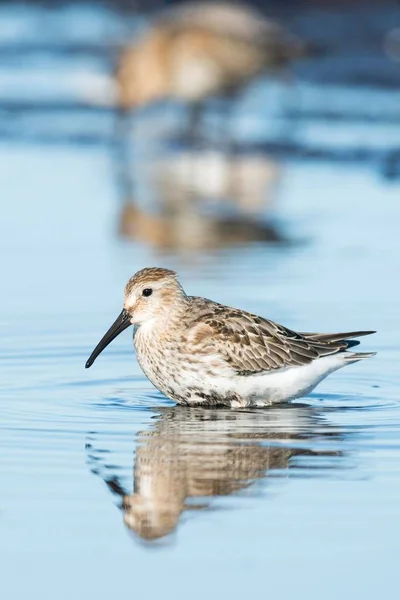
[1,2,400,599]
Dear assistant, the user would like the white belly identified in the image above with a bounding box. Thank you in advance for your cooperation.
[181,354,348,407]
[134,324,349,407]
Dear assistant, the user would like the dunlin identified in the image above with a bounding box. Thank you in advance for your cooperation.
[111,2,318,211]
[116,2,313,110]
[86,268,375,408]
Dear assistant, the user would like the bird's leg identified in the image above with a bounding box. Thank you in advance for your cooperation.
[186,100,205,150]
[217,94,237,158]
[279,70,302,145]
[112,105,136,207]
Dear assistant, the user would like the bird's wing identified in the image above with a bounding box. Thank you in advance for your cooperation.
[298,331,375,343]
[187,301,365,374]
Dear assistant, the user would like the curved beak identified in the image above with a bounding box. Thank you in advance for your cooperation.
[85,309,131,368]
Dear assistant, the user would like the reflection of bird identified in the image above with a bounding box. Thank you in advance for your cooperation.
[88,405,343,541]
[119,203,285,250]
[117,150,285,251]
[86,268,376,407]
[154,150,281,215]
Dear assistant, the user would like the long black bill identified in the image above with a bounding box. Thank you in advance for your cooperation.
[85,309,131,369]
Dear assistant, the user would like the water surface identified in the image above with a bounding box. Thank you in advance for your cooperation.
[1,3,400,599]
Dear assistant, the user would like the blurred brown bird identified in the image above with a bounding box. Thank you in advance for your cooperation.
[113,1,314,204]
[115,1,312,110]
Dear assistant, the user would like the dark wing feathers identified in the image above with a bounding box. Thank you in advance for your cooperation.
[299,331,376,343]
[189,299,375,375]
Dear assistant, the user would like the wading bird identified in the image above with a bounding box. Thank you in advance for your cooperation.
[86,268,375,408]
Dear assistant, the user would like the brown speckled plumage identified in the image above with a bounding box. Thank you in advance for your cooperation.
[86,267,376,407]
[125,267,178,295]
[115,2,313,109]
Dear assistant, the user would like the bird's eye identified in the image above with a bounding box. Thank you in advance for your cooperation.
[142,288,153,297]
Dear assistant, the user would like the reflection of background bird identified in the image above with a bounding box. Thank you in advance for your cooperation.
[118,203,286,251]
[87,405,344,542]
[118,151,285,250]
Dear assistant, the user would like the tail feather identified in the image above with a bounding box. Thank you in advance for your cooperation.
[344,351,377,364]
[344,339,362,349]
[302,330,376,362]
[303,330,376,344]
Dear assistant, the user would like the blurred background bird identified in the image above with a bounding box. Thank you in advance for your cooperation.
[109,1,318,244]
[115,1,314,115]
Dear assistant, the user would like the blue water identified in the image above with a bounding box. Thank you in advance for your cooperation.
[1,3,400,599]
